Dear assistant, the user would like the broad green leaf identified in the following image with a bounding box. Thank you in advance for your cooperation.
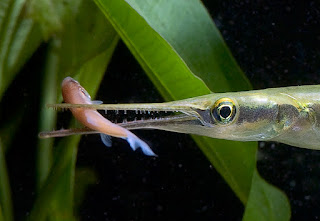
[94,0,211,100]
[94,0,290,219]
[124,0,252,93]
[243,170,291,221]
[94,0,253,200]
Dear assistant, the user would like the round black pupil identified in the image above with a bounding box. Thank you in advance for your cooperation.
[220,106,231,119]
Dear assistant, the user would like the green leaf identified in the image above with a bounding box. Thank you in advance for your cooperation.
[0,207,4,221]
[243,170,291,221]
[94,0,290,219]
[36,0,118,188]
[31,0,119,219]
[35,0,118,189]
[26,0,66,39]
[94,0,253,201]
[29,135,79,221]
[94,0,211,100]
[0,139,13,221]
[73,168,97,213]
[0,0,42,100]
[36,42,59,190]
[31,46,118,221]
[0,1,42,220]
[0,108,24,153]
[124,0,252,93]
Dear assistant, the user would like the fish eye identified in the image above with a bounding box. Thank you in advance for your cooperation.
[79,87,91,99]
[211,98,237,124]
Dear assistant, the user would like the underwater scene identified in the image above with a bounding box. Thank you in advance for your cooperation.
[0,1,319,220]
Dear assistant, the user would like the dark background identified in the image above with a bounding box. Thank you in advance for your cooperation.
[2,1,320,220]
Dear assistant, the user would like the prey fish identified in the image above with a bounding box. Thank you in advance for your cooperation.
[40,77,156,156]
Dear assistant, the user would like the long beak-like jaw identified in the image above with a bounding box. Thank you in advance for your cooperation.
[44,94,217,137]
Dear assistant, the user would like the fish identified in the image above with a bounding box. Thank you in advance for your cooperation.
[40,80,320,151]
[58,77,156,156]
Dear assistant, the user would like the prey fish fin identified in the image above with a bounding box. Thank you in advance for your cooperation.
[126,133,157,157]
[91,100,103,105]
[100,133,112,147]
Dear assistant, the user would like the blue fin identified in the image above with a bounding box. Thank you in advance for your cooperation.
[126,133,157,157]
[100,133,112,147]
[91,100,103,104]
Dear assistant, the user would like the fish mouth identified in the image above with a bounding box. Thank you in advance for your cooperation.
[40,94,216,138]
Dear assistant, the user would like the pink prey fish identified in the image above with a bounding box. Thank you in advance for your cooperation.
[61,77,156,156]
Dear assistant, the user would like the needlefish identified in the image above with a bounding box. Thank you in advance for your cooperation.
[39,77,320,156]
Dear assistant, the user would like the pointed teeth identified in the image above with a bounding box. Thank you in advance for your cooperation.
[99,109,182,124]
